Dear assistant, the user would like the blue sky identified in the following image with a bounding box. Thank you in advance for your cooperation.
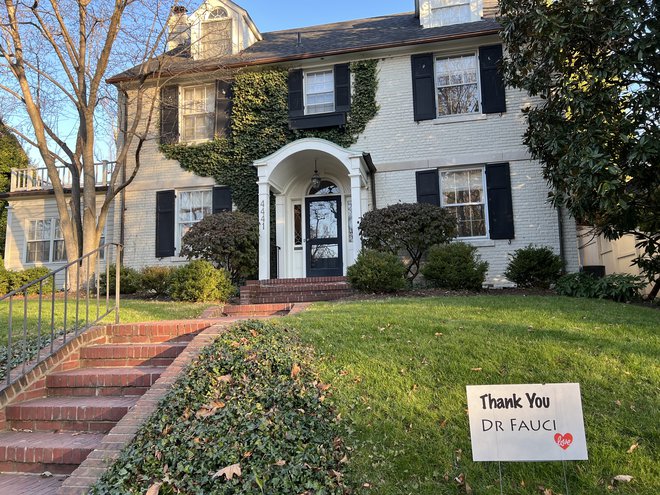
[235,1,413,32]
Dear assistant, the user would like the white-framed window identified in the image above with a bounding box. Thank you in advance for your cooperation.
[304,69,335,115]
[177,189,213,251]
[201,7,232,58]
[430,0,475,27]
[435,53,480,116]
[181,84,215,142]
[440,168,488,238]
[26,219,67,263]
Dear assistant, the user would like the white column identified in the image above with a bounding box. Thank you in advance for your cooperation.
[275,195,286,279]
[349,173,363,266]
[258,181,270,280]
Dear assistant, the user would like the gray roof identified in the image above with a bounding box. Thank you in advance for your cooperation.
[108,13,500,83]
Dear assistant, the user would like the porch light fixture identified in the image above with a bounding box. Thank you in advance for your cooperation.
[311,160,321,190]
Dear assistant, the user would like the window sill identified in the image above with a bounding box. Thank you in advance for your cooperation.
[456,238,495,248]
[433,113,488,125]
[179,138,213,145]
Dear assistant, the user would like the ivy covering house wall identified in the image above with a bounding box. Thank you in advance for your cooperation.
[161,60,379,214]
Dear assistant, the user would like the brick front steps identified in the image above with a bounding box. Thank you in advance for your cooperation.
[0,319,216,491]
[240,277,353,304]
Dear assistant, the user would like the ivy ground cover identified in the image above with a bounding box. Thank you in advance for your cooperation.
[285,296,659,494]
[93,320,346,494]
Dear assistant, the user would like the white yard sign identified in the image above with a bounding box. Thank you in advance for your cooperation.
[466,383,588,462]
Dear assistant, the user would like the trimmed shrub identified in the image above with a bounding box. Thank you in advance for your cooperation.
[169,260,234,302]
[140,266,175,296]
[99,264,142,295]
[0,266,53,296]
[181,211,259,285]
[504,245,563,288]
[359,203,457,281]
[422,242,489,291]
[348,250,407,293]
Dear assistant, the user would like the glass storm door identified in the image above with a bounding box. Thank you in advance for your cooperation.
[305,196,343,277]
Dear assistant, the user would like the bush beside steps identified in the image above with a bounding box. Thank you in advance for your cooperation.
[92,320,347,495]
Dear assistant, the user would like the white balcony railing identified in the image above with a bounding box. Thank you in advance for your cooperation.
[10,162,115,192]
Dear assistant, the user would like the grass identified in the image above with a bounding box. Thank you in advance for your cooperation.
[0,297,215,346]
[282,295,659,494]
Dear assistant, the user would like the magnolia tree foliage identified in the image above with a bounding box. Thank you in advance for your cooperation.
[499,0,659,298]
[180,211,259,285]
[358,203,457,281]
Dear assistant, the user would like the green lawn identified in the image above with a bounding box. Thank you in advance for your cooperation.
[0,297,214,346]
[283,295,659,494]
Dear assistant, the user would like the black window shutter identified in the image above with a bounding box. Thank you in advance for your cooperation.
[479,45,506,114]
[212,186,232,213]
[486,163,515,239]
[416,169,440,206]
[334,63,351,112]
[288,69,304,118]
[411,54,436,121]
[215,80,232,138]
[155,190,176,257]
[160,86,179,145]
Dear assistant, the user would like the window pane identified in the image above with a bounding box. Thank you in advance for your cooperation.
[441,169,487,237]
[53,240,66,262]
[181,85,215,141]
[432,3,472,26]
[436,55,479,116]
[178,189,213,247]
[306,70,335,115]
[27,241,50,263]
[179,192,192,221]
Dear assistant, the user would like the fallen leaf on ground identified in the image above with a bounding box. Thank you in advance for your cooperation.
[213,463,242,480]
[218,374,232,383]
[146,482,162,495]
[470,368,483,372]
[273,460,286,466]
[626,442,639,454]
[291,363,301,378]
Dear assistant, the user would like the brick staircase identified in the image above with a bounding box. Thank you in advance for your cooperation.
[240,277,353,304]
[0,320,212,483]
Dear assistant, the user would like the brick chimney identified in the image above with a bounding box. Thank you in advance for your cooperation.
[167,5,190,52]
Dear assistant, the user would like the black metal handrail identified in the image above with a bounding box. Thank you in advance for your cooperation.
[1,243,123,386]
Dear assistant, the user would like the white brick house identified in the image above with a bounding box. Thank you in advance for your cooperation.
[2,0,580,287]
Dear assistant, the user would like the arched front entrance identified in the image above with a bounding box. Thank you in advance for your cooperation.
[253,138,373,280]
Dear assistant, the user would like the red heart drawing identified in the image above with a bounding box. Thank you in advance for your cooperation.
[554,433,574,450]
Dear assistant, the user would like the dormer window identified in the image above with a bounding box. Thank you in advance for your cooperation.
[420,0,482,28]
[432,0,473,26]
[201,7,232,58]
